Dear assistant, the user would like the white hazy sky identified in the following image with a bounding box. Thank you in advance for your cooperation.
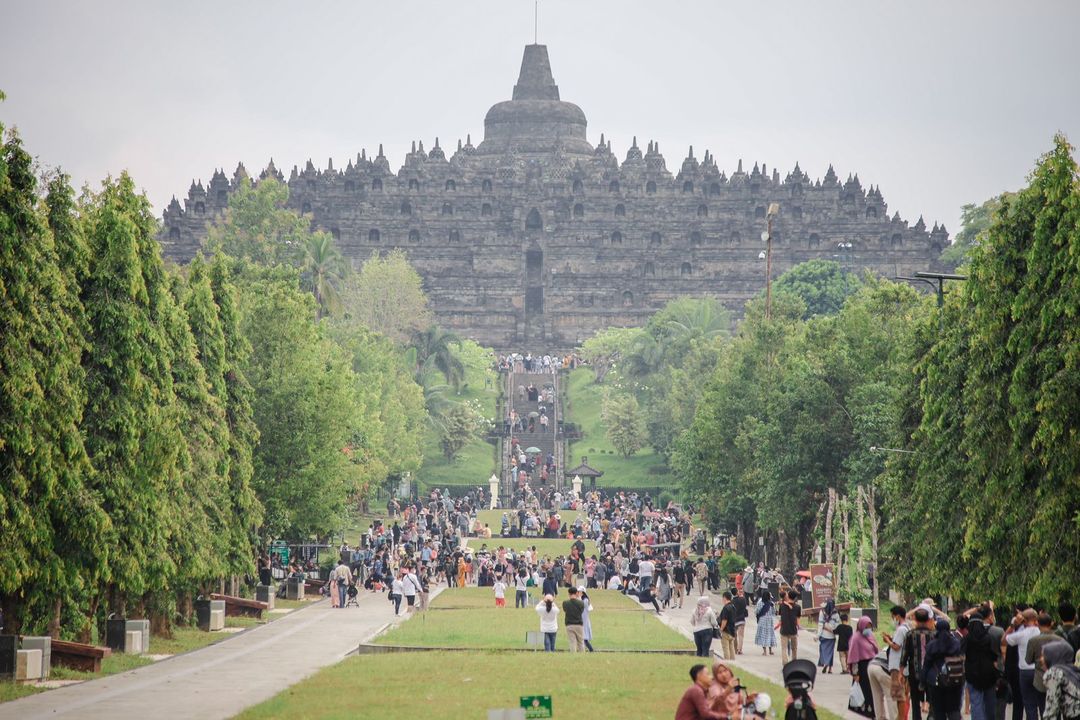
[2,0,1078,235]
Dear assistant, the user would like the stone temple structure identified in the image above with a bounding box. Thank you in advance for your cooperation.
[159,44,948,349]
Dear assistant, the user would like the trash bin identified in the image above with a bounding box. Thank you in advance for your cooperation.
[801,590,813,609]
[860,607,878,628]
[0,635,16,679]
[194,598,212,631]
[105,614,127,652]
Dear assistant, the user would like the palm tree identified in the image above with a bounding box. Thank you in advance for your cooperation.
[411,326,465,391]
[301,232,346,318]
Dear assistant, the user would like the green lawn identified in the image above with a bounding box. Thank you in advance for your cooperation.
[416,362,500,491]
[374,588,685,651]
[564,368,675,490]
[466,535,598,561]
[236,650,844,720]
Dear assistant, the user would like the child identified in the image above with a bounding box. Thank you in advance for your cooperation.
[494,579,507,607]
[834,612,853,673]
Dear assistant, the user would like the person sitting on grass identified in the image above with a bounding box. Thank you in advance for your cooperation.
[676,664,726,720]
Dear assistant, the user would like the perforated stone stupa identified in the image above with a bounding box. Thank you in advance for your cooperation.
[159,44,948,349]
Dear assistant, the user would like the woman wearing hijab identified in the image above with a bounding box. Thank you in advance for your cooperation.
[691,596,719,657]
[923,618,963,720]
[755,589,778,655]
[818,598,841,673]
[1042,641,1080,720]
[847,616,880,718]
[708,662,745,717]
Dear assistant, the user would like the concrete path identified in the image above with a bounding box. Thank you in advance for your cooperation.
[1,588,418,720]
[655,588,860,719]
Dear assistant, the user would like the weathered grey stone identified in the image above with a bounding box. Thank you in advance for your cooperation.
[124,630,143,655]
[158,45,947,349]
[286,578,305,601]
[126,619,150,655]
[209,609,225,632]
[255,584,275,610]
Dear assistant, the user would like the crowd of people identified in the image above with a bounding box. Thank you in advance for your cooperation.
[495,352,581,375]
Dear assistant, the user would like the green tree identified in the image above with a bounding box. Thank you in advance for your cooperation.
[773,259,861,318]
[578,326,643,383]
[0,132,108,636]
[80,173,187,618]
[204,178,307,266]
[438,401,486,461]
[602,392,647,457]
[341,249,433,343]
[411,325,466,391]
[938,193,1015,267]
[301,231,346,318]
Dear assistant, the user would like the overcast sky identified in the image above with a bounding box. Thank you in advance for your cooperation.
[2,0,1078,235]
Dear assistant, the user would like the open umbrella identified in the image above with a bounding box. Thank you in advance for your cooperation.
[528,411,540,418]
[524,446,541,454]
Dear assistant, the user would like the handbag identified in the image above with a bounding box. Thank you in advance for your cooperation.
[848,681,866,710]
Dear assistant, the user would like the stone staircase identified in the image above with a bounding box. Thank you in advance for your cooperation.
[501,370,565,503]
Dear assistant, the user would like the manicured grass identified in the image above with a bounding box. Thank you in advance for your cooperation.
[236,651,845,720]
[417,362,500,491]
[466,535,598,560]
[374,588,686,651]
[564,368,675,490]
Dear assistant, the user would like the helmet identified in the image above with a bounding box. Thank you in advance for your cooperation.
[753,693,772,714]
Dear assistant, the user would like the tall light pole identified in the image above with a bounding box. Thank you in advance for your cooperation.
[761,203,780,319]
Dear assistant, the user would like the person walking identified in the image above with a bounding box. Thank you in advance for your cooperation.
[331,559,351,608]
[848,616,880,718]
[732,588,749,654]
[563,587,586,652]
[718,592,738,660]
[536,594,560,652]
[579,587,595,652]
[754,589,778,655]
[779,589,802,664]
[401,566,419,613]
[818,598,840,673]
[514,566,529,608]
[691,596,719,658]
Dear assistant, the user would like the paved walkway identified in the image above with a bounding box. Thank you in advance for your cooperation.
[655,588,860,719]
[1,588,418,720]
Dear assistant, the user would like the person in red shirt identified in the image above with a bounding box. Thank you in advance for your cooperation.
[676,664,726,720]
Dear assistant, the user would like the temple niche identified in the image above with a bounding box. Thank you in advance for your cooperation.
[159,44,948,350]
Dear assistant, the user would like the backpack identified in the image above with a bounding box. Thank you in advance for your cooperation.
[937,653,966,688]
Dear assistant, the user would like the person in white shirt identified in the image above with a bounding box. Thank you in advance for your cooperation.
[514,568,530,608]
[536,595,560,651]
[607,574,622,590]
[390,575,404,616]
[1005,608,1042,720]
[494,580,508,607]
[401,568,420,612]
[638,558,655,590]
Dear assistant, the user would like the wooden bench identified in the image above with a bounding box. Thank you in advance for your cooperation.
[304,577,326,594]
[209,593,268,619]
[51,640,111,673]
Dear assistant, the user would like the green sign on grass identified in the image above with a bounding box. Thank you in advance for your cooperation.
[520,695,553,718]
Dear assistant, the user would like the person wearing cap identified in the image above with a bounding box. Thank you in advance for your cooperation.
[1006,608,1042,720]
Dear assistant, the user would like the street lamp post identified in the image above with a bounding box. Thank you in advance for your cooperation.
[896,271,967,307]
[761,203,780,319]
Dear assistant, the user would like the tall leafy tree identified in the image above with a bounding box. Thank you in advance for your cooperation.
[301,231,346,318]
[0,130,108,636]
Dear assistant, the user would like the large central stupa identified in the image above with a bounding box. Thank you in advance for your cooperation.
[159,44,948,349]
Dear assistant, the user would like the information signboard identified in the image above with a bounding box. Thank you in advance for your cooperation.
[520,695,553,718]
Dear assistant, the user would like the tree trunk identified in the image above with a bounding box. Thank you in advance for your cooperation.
[0,594,23,637]
[824,488,836,564]
[177,591,194,626]
[838,504,849,598]
[46,597,62,639]
[867,485,881,609]
[79,594,99,644]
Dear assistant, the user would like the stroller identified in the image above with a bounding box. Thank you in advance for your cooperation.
[781,659,818,720]
[344,583,360,608]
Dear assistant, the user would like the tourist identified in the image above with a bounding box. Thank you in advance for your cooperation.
[691,597,718,658]
[579,587,595,652]
[718,592,738,660]
[901,607,935,720]
[963,605,1002,720]
[494,577,507,607]
[1054,602,1079,651]
[674,562,687,609]
[402,566,420,612]
[331,558,351,609]
[755,590,778,656]
[1028,612,1065,717]
[923,619,963,720]
[848,616,880,718]
[536,594,559,652]
[708,662,744,718]
[779,589,802,663]
[732,588,749,654]
[1006,609,1043,720]
[676,664,726,720]
[818,599,841,673]
[1041,641,1080,720]
[514,567,529,608]
[883,605,911,719]
[836,612,854,674]
[694,557,709,596]
[563,586,586,652]
[389,573,404,616]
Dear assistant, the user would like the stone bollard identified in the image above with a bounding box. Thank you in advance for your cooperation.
[15,649,43,681]
[286,577,305,601]
[20,637,51,679]
[126,619,150,654]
